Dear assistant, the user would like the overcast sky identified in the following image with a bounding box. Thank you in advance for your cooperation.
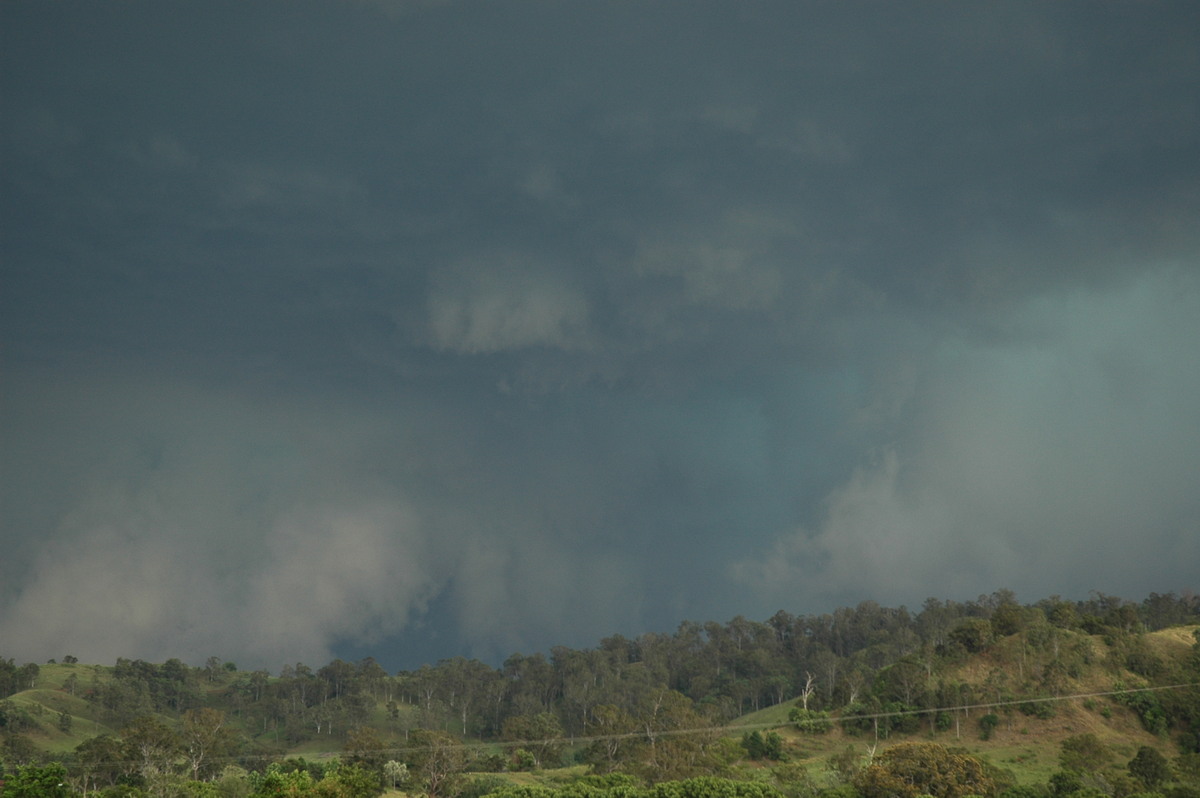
[2,1,1199,672]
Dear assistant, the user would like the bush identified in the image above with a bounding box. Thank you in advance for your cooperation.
[1128,747,1173,790]
[509,748,537,771]
[1114,687,1168,735]
[1019,701,1055,720]
[853,743,995,798]
[1060,734,1112,773]
[1,763,73,798]
[840,702,880,736]
[472,752,507,772]
[742,730,786,761]
[789,708,833,735]
[1049,772,1081,798]
[949,619,994,653]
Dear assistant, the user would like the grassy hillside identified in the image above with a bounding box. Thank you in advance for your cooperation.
[2,625,1196,794]
[725,626,1198,787]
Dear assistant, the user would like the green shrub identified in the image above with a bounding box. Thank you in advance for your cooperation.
[789,708,833,735]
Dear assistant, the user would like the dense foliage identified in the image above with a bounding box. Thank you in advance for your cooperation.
[1,590,1199,797]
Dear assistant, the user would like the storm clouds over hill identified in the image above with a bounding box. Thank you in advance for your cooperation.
[2,1,1198,668]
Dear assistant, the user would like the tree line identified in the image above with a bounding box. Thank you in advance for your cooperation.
[1,589,1199,797]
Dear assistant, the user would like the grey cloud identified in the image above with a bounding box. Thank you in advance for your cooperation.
[428,258,593,354]
[736,269,1200,610]
[3,1,1199,669]
[0,372,443,665]
[244,502,441,663]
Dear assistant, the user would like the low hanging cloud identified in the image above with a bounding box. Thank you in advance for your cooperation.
[0,367,655,668]
[244,502,442,664]
[0,499,441,668]
[0,374,447,667]
[735,268,1200,609]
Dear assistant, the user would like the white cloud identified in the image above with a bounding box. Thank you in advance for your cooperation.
[0,527,216,665]
[736,268,1200,607]
[0,372,445,667]
[0,499,439,668]
[242,502,441,664]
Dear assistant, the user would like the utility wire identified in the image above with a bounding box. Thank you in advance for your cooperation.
[45,680,1199,773]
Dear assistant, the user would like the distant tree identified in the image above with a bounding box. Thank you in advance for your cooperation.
[440,656,498,736]
[1177,751,1200,781]
[978,713,1000,741]
[1038,596,1081,630]
[356,656,391,702]
[254,762,316,796]
[632,689,725,781]
[789,707,833,734]
[1141,592,1200,630]
[1128,746,1173,790]
[318,659,356,699]
[0,762,72,798]
[17,662,39,690]
[213,765,252,796]
[854,742,996,798]
[991,603,1026,637]
[383,760,409,790]
[161,657,189,683]
[324,761,382,798]
[827,744,866,784]
[1049,770,1084,798]
[0,659,15,699]
[0,733,39,766]
[647,778,785,798]
[74,734,127,794]
[1060,733,1113,773]
[948,619,994,653]
[248,669,270,702]
[122,714,181,795]
[502,653,556,717]
[742,730,785,760]
[407,729,467,798]
[582,703,637,772]
[501,711,564,768]
[344,725,389,778]
[1115,684,1170,735]
[181,707,236,781]
[797,672,817,710]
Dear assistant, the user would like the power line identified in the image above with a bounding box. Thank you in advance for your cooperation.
[734,681,1200,729]
[46,680,1199,773]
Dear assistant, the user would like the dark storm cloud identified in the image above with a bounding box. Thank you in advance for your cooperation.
[2,1,1198,668]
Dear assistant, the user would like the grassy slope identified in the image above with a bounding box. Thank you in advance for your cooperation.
[6,626,1196,787]
[728,626,1198,786]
